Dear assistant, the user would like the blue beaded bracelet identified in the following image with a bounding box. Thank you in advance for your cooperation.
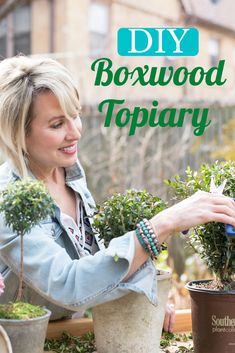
[135,218,161,259]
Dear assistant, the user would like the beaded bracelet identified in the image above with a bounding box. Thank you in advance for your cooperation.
[142,220,160,258]
[135,220,158,259]
[135,227,152,254]
[140,218,161,253]
[135,218,161,260]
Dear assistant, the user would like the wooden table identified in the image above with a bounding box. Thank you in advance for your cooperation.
[45,343,194,353]
[44,309,192,352]
[46,309,191,339]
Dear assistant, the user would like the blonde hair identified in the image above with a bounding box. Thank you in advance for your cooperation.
[0,55,80,178]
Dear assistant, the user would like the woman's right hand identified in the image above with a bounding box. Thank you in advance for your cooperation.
[150,191,235,243]
[126,191,235,280]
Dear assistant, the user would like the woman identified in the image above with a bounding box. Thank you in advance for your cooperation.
[0,56,234,330]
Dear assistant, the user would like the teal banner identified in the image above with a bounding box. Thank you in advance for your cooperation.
[117,28,199,56]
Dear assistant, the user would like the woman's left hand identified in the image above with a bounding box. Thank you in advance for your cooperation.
[163,303,175,333]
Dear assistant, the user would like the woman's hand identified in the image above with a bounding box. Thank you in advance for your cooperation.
[150,191,235,243]
[163,303,175,333]
[126,191,235,281]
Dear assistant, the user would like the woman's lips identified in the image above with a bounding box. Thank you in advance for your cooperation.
[59,144,77,155]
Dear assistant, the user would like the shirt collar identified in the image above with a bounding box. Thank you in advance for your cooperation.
[64,161,83,182]
[10,160,83,182]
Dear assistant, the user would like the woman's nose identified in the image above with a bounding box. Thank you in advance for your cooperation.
[66,119,81,140]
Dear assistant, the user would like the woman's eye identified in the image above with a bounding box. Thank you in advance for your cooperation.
[51,122,63,129]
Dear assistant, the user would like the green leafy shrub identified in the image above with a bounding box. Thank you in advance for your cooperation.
[165,161,235,288]
[0,178,54,316]
[44,331,193,353]
[44,332,96,353]
[0,179,54,235]
[93,189,167,247]
[0,302,45,320]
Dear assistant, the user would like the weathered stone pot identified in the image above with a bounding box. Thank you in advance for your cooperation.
[92,270,172,353]
[186,280,235,353]
[0,308,51,353]
[0,325,12,353]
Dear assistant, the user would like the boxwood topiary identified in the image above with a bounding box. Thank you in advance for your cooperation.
[165,160,235,288]
[0,178,54,314]
[93,189,167,247]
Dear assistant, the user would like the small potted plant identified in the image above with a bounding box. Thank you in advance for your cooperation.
[166,160,235,353]
[0,178,54,353]
[92,189,172,353]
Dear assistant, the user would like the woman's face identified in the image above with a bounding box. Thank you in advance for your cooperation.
[26,91,82,173]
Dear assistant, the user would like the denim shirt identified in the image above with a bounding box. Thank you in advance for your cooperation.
[0,160,158,320]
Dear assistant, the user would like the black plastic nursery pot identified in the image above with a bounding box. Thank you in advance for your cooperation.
[186,280,235,353]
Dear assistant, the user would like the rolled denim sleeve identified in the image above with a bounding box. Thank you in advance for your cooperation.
[104,232,158,306]
[0,215,157,311]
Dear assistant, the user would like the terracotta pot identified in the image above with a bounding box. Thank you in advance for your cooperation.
[186,280,235,353]
[92,270,172,353]
[0,308,51,353]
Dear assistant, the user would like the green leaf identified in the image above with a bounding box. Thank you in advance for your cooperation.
[0,178,54,235]
[165,160,235,287]
[93,189,167,248]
